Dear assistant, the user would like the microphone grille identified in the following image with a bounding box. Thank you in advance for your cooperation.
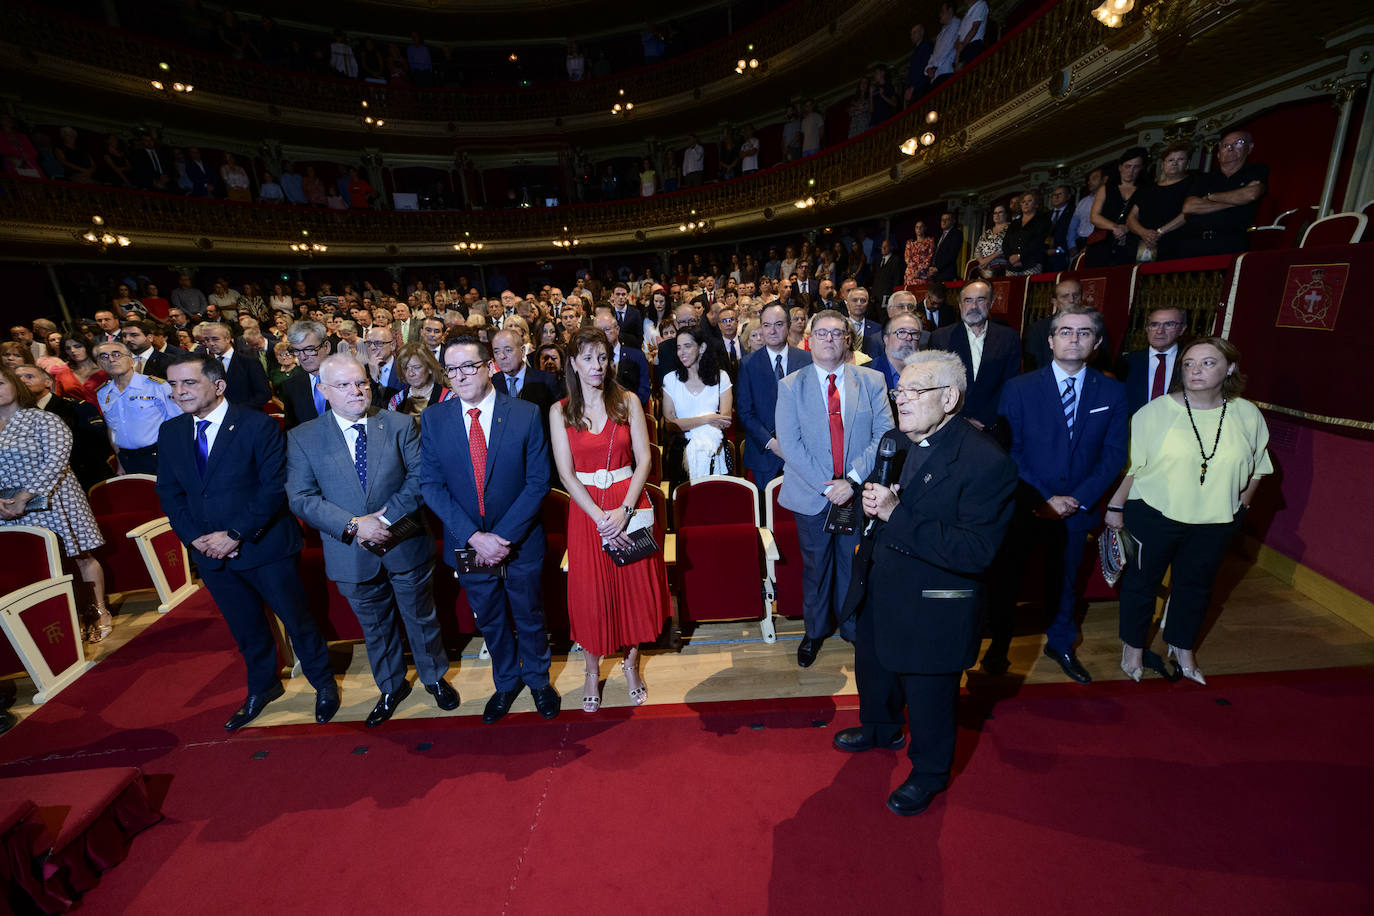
[879,437,897,459]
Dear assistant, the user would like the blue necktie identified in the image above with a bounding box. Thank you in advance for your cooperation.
[195,419,210,477]
[352,423,367,491]
[311,375,325,415]
[1061,377,1077,439]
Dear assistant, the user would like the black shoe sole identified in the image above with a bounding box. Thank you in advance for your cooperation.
[834,733,907,753]
[887,793,937,817]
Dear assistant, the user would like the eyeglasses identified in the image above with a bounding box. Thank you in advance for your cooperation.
[364,340,391,349]
[287,344,324,357]
[810,328,848,342]
[891,385,948,401]
[888,328,921,341]
[1219,140,1250,152]
[1054,328,1097,340]
[444,362,486,377]
[95,352,129,362]
[324,380,371,392]
[1147,320,1183,330]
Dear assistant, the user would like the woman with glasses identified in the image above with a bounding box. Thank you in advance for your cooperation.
[549,327,669,713]
[661,325,733,489]
[972,205,1012,278]
[387,342,454,414]
[1105,338,1271,684]
[0,365,112,642]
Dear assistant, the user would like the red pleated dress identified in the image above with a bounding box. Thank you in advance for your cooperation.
[565,419,671,656]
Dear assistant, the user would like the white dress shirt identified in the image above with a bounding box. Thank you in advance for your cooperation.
[1148,343,1178,399]
[503,365,527,397]
[964,322,987,378]
[812,361,847,418]
[682,144,705,176]
[1050,361,1088,428]
[193,397,231,455]
[930,17,962,76]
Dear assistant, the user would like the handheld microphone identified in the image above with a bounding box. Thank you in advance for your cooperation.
[863,437,899,538]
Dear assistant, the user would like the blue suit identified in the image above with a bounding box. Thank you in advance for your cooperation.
[155,402,332,695]
[419,390,553,692]
[1120,347,1180,417]
[997,365,1128,653]
[736,346,811,484]
[614,344,651,407]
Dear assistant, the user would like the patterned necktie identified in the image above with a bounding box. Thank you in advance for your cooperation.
[351,423,367,490]
[195,419,210,477]
[468,408,487,516]
[508,373,521,397]
[827,373,844,478]
[311,375,325,415]
[1062,377,1077,439]
[1151,353,1167,400]
[774,354,784,381]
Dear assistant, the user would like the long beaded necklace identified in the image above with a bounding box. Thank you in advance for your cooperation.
[1182,393,1227,486]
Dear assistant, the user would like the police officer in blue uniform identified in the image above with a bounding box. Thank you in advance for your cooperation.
[93,340,179,475]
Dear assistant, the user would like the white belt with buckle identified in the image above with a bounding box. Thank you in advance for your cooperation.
[575,466,634,489]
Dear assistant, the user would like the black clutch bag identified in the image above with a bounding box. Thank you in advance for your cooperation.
[602,525,658,567]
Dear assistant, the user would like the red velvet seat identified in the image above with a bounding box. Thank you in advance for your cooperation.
[86,476,163,594]
[0,527,85,703]
[672,476,765,627]
[765,477,805,622]
[85,475,158,517]
[643,413,658,444]
[423,507,480,645]
[1299,212,1368,248]
[541,489,571,640]
[295,520,365,642]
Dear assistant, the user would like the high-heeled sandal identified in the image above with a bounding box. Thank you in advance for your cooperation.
[1166,644,1206,685]
[621,658,647,706]
[85,610,113,644]
[1120,645,1143,683]
[581,672,601,713]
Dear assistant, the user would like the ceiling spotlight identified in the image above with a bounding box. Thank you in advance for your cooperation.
[749,59,759,69]
[925,110,938,124]
[158,61,170,71]
[92,215,104,226]
[508,53,519,62]
[899,137,919,156]
[361,100,369,108]
[920,132,936,147]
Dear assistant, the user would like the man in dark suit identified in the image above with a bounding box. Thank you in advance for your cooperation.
[844,287,884,359]
[591,309,650,406]
[869,239,905,307]
[130,132,172,192]
[608,283,643,348]
[1023,279,1082,372]
[866,312,923,422]
[1044,185,1074,272]
[1119,305,1185,416]
[155,354,338,730]
[491,327,559,472]
[286,355,457,728]
[715,305,747,378]
[279,320,331,429]
[930,281,1020,440]
[916,282,957,330]
[737,304,811,485]
[199,321,271,409]
[834,351,1017,816]
[993,306,1128,682]
[119,319,175,379]
[929,211,964,282]
[420,335,560,723]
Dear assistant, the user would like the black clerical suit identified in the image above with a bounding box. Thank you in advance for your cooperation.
[839,420,1017,792]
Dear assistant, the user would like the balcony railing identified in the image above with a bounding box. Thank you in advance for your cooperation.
[0,0,1106,250]
[2,0,854,124]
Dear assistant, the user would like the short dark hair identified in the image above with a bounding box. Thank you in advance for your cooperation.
[120,319,152,334]
[442,333,490,365]
[168,352,226,384]
[1049,304,1106,341]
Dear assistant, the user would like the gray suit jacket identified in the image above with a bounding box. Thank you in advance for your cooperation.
[775,362,894,516]
[285,408,432,582]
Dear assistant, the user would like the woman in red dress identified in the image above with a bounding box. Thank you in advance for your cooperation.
[549,328,670,712]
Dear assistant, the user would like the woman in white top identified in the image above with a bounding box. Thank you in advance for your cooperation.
[220,153,251,202]
[661,326,732,490]
[269,282,295,317]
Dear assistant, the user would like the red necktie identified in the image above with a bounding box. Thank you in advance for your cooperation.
[1150,353,1167,401]
[826,373,844,479]
[468,408,487,516]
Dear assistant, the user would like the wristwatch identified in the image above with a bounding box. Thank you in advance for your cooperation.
[226,528,243,541]
[344,517,360,538]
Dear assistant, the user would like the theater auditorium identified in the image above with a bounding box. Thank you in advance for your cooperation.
[0,0,1371,911]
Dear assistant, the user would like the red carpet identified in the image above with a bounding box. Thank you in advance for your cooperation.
[2,595,1371,914]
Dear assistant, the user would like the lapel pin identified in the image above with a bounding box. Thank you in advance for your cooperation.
[923,473,932,484]
[227,425,235,431]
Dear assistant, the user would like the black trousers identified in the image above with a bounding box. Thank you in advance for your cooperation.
[1118,499,1238,650]
[198,554,333,695]
[855,593,961,792]
[118,444,159,476]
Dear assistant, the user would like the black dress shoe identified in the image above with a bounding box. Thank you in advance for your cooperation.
[0,709,17,735]
[531,685,561,719]
[315,684,341,724]
[424,679,460,711]
[365,681,413,728]
[482,687,522,724]
[979,653,1011,677]
[797,636,824,668]
[832,727,906,753]
[224,682,285,731]
[887,780,943,817]
[1043,645,1092,684]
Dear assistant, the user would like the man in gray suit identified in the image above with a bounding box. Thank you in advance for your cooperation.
[776,309,894,667]
[286,354,458,727]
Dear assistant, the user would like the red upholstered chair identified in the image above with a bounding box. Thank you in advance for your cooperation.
[0,527,86,703]
[671,475,768,636]
[86,476,163,595]
[541,489,571,640]
[643,413,658,444]
[295,520,365,642]
[1246,226,1288,251]
[763,476,804,644]
[423,507,480,648]
[645,443,664,487]
[1360,200,1374,241]
[1299,212,1368,248]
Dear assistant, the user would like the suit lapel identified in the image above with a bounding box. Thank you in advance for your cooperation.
[363,413,381,500]
[323,414,366,499]
[203,404,240,484]
[842,368,860,464]
[484,394,508,482]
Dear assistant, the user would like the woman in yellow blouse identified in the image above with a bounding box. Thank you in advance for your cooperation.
[1104,338,1271,684]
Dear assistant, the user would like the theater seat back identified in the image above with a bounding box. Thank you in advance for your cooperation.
[86,475,159,519]
[672,475,759,528]
[0,527,63,595]
[1299,212,1368,248]
[766,477,805,620]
